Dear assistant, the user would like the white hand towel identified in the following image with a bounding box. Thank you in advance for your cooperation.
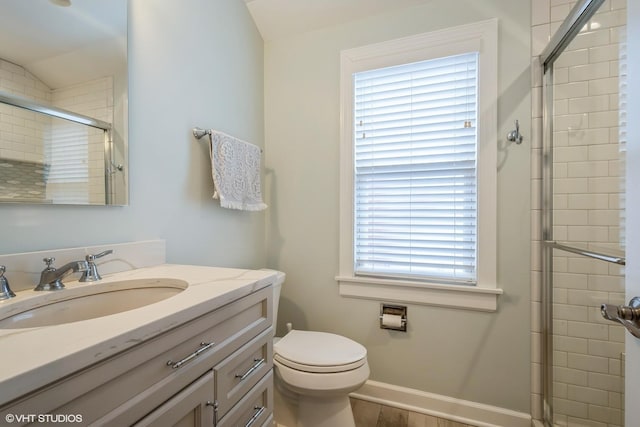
[208,130,267,211]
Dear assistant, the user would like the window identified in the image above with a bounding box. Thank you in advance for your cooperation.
[354,52,479,284]
[337,20,501,311]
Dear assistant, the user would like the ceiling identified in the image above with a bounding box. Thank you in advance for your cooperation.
[0,0,427,88]
[244,0,433,41]
[0,0,127,89]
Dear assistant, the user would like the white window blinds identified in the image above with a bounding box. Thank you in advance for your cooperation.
[353,52,479,284]
[46,117,90,204]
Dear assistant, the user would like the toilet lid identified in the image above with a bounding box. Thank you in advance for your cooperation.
[274,330,367,373]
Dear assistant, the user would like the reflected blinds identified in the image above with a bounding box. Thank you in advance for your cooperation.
[353,52,479,284]
[46,119,90,203]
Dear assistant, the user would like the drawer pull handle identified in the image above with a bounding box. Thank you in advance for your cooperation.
[167,341,215,369]
[235,358,265,381]
[245,406,265,427]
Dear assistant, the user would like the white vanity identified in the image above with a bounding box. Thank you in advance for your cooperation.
[0,260,277,427]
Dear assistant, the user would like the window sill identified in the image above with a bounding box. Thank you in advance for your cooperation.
[335,276,503,312]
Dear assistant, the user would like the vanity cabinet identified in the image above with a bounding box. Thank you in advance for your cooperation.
[0,286,273,426]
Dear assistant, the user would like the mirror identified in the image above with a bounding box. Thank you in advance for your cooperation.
[0,0,128,205]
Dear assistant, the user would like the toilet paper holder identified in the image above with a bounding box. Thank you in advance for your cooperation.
[379,304,407,332]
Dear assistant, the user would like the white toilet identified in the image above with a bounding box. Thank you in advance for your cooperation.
[271,272,370,427]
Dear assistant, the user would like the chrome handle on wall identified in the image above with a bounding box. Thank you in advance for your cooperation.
[601,297,640,339]
[506,119,524,144]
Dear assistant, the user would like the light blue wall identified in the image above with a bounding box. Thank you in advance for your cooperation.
[264,0,532,412]
[0,0,533,415]
[0,0,266,269]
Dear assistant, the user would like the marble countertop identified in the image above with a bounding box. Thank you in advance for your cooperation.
[0,264,279,405]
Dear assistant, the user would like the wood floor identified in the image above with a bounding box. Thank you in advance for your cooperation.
[350,398,476,427]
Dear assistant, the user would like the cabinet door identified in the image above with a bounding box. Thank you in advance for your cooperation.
[134,371,214,427]
[218,371,273,427]
[214,327,273,419]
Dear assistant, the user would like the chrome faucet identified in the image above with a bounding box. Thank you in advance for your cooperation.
[80,250,113,282]
[0,266,15,300]
[35,257,89,291]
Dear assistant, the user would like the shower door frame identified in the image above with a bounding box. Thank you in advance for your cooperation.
[538,0,610,425]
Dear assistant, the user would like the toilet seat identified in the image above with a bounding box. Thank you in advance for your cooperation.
[274,330,367,373]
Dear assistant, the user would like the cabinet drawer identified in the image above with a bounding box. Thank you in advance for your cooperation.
[133,371,215,427]
[217,371,273,427]
[1,287,271,426]
[215,327,273,419]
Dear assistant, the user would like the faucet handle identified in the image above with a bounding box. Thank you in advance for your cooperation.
[85,250,113,263]
[43,257,56,270]
[80,250,113,282]
[0,265,15,300]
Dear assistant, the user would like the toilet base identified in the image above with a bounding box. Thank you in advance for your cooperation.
[298,395,356,427]
[274,382,297,427]
[274,381,356,427]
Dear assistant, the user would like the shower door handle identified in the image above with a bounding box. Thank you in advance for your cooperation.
[601,297,640,339]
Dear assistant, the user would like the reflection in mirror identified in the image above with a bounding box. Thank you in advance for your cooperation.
[0,0,128,205]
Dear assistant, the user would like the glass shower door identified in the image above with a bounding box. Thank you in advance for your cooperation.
[541,0,627,425]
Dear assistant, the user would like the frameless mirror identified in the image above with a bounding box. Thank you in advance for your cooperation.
[0,0,128,205]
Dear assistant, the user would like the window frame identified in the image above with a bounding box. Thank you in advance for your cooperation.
[336,19,502,311]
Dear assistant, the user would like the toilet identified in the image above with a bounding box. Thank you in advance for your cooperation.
[270,272,369,427]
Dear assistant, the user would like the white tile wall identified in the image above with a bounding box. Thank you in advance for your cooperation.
[0,59,50,163]
[49,77,113,204]
[531,1,626,426]
[0,58,113,203]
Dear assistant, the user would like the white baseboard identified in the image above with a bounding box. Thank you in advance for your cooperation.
[350,380,531,427]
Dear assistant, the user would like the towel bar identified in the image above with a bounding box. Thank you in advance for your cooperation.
[192,127,263,152]
[544,240,626,265]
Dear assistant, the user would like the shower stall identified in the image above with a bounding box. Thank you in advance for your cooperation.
[538,0,627,426]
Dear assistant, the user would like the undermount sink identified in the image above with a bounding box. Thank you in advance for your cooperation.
[0,278,188,329]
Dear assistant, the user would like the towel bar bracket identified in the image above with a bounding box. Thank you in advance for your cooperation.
[192,127,211,140]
